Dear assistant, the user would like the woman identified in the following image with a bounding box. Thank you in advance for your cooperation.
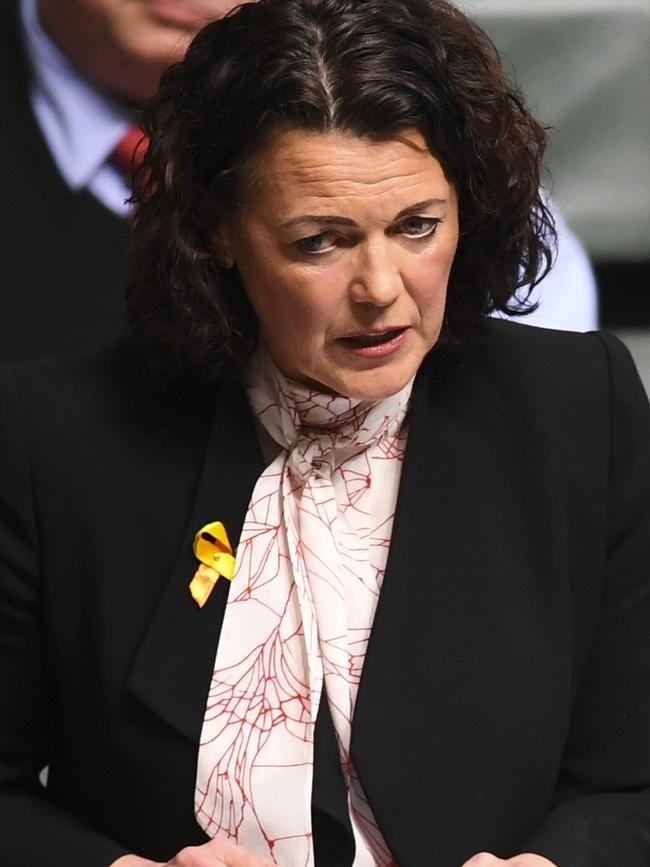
[0,0,649,865]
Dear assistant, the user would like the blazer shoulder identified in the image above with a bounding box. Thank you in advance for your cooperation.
[0,341,215,483]
[462,319,635,413]
[2,340,145,425]
[475,318,610,374]
[423,320,647,478]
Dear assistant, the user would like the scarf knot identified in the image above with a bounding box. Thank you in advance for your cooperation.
[250,357,408,484]
[287,439,333,482]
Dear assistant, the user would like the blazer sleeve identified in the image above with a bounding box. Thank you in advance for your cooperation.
[0,365,129,867]
[525,332,650,865]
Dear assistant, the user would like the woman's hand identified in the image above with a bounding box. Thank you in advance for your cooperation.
[116,846,555,867]
[461,854,556,867]
[111,838,275,866]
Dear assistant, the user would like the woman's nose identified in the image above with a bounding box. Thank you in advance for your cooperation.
[348,241,402,307]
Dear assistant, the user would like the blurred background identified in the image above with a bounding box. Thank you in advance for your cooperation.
[462,0,650,389]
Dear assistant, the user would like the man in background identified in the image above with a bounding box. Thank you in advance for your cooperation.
[0,0,597,364]
[1,0,242,362]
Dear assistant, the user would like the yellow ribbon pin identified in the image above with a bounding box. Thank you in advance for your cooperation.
[189,521,236,608]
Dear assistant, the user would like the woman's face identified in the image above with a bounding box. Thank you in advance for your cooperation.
[216,128,459,400]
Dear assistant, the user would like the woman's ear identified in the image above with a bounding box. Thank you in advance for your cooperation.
[214,246,235,269]
[211,221,235,269]
[200,191,236,268]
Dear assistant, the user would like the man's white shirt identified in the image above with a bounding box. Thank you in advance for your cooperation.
[21,0,133,217]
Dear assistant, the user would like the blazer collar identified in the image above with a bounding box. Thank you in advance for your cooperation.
[126,377,265,741]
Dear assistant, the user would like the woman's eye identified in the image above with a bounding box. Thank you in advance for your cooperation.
[399,217,439,239]
[295,232,337,255]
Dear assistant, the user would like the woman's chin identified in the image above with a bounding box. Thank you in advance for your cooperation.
[333,351,429,400]
[269,337,429,400]
[323,365,419,401]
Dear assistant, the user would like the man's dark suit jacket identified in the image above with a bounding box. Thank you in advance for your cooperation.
[1,320,650,867]
[1,0,129,364]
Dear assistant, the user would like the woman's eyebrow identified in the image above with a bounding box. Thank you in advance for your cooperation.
[393,198,447,219]
[281,198,447,231]
[281,214,358,229]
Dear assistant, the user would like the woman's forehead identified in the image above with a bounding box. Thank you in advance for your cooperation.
[245,128,453,218]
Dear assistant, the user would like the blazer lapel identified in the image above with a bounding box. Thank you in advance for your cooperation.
[127,379,265,742]
[348,346,468,861]
[350,343,571,865]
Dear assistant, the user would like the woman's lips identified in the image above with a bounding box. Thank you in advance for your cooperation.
[337,327,409,358]
[144,0,211,27]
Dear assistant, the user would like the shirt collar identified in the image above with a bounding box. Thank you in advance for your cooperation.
[20,0,133,191]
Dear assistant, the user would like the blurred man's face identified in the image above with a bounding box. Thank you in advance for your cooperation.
[39,0,247,100]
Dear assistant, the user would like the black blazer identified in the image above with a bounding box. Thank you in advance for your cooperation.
[0,0,129,364]
[1,320,650,867]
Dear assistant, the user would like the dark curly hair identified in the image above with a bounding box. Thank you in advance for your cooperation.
[127,0,555,381]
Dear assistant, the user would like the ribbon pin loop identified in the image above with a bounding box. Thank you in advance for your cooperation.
[189,521,236,608]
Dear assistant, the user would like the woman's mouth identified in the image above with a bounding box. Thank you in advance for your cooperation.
[144,0,212,27]
[338,327,409,358]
